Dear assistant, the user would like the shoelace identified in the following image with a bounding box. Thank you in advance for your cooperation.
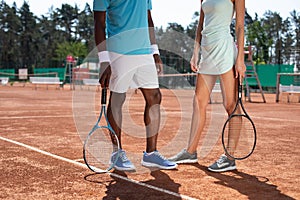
[216,155,227,164]
[178,150,186,157]
[183,149,195,157]
[153,151,167,160]
[119,151,129,162]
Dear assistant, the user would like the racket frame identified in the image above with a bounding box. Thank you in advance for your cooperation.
[221,83,257,160]
[83,88,120,173]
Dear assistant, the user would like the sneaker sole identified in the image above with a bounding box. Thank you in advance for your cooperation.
[173,159,198,164]
[141,161,177,170]
[114,165,136,171]
[110,159,136,172]
[208,165,236,172]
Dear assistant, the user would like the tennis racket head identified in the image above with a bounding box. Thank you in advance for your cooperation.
[221,80,257,160]
[222,113,256,160]
[83,87,120,173]
[83,125,120,173]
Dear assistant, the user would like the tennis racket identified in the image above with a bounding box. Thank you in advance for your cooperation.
[83,88,120,173]
[221,80,257,160]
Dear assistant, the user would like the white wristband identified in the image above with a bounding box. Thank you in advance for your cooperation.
[151,44,160,55]
[98,51,110,63]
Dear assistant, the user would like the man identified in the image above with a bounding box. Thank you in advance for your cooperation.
[93,0,177,171]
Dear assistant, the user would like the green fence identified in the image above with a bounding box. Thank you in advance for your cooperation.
[258,64,294,87]
[33,68,66,82]
[0,69,15,79]
[246,64,296,88]
[1,65,297,89]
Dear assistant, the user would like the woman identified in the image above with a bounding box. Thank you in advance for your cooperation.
[169,0,246,172]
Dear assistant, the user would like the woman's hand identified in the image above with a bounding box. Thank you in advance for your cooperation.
[190,52,199,73]
[235,59,246,84]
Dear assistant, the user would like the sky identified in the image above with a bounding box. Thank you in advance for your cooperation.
[4,0,299,28]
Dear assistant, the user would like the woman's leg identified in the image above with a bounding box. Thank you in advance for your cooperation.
[187,74,217,154]
[219,69,240,157]
[207,69,239,172]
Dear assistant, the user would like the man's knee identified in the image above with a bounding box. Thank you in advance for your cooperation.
[110,92,126,108]
[149,89,161,105]
[142,88,161,105]
[152,89,162,104]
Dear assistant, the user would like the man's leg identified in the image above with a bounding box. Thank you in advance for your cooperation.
[107,91,136,171]
[140,88,161,153]
[140,88,177,169]
[107,91,126,149]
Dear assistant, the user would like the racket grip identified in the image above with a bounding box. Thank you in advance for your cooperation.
[238,76,242,99]
[238,84,242,99]
[101,88,107,105]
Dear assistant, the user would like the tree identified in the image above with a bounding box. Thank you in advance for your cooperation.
[55,4,80,42]
[55,41,87,62]
[186,11,199,40]
[0,2,21,68]
[262,11,285,64]
[19,1,39,71]
[281,18,294,64]
[37,5,67,68]
[37,15,58,68]
[78,3,94,52]
[246,14,271,64]
[290,10,300,66]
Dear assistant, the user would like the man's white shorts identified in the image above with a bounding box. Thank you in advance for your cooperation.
[108,52,159,93]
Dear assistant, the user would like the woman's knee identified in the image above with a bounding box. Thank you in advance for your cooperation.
[194,92,209,109]
[223,100,236,115]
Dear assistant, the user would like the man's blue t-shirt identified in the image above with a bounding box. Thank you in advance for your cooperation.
[93,0,152,55]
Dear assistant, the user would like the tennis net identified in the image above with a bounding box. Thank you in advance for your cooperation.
[72,71,198,90]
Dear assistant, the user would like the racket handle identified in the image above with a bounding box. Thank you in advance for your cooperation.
[238,75,242,99]
[238,84,242,99]
[101,88,107,105]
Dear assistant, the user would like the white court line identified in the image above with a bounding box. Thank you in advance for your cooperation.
[0,136,198,200]
[0,115,74,119]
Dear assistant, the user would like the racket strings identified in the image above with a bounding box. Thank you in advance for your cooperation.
[224,115,255,159]
[84,127,118,171]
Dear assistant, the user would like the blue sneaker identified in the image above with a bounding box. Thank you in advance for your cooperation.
[111,149,136,171]
[141,151,177,170]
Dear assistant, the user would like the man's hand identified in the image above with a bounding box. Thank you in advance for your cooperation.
[153,54,163,75]
[99,62,111,88]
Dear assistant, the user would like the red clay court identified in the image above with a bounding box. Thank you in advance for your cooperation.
[0,84,299,200]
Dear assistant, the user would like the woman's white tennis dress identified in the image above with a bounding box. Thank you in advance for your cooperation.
[198,0,237,75]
